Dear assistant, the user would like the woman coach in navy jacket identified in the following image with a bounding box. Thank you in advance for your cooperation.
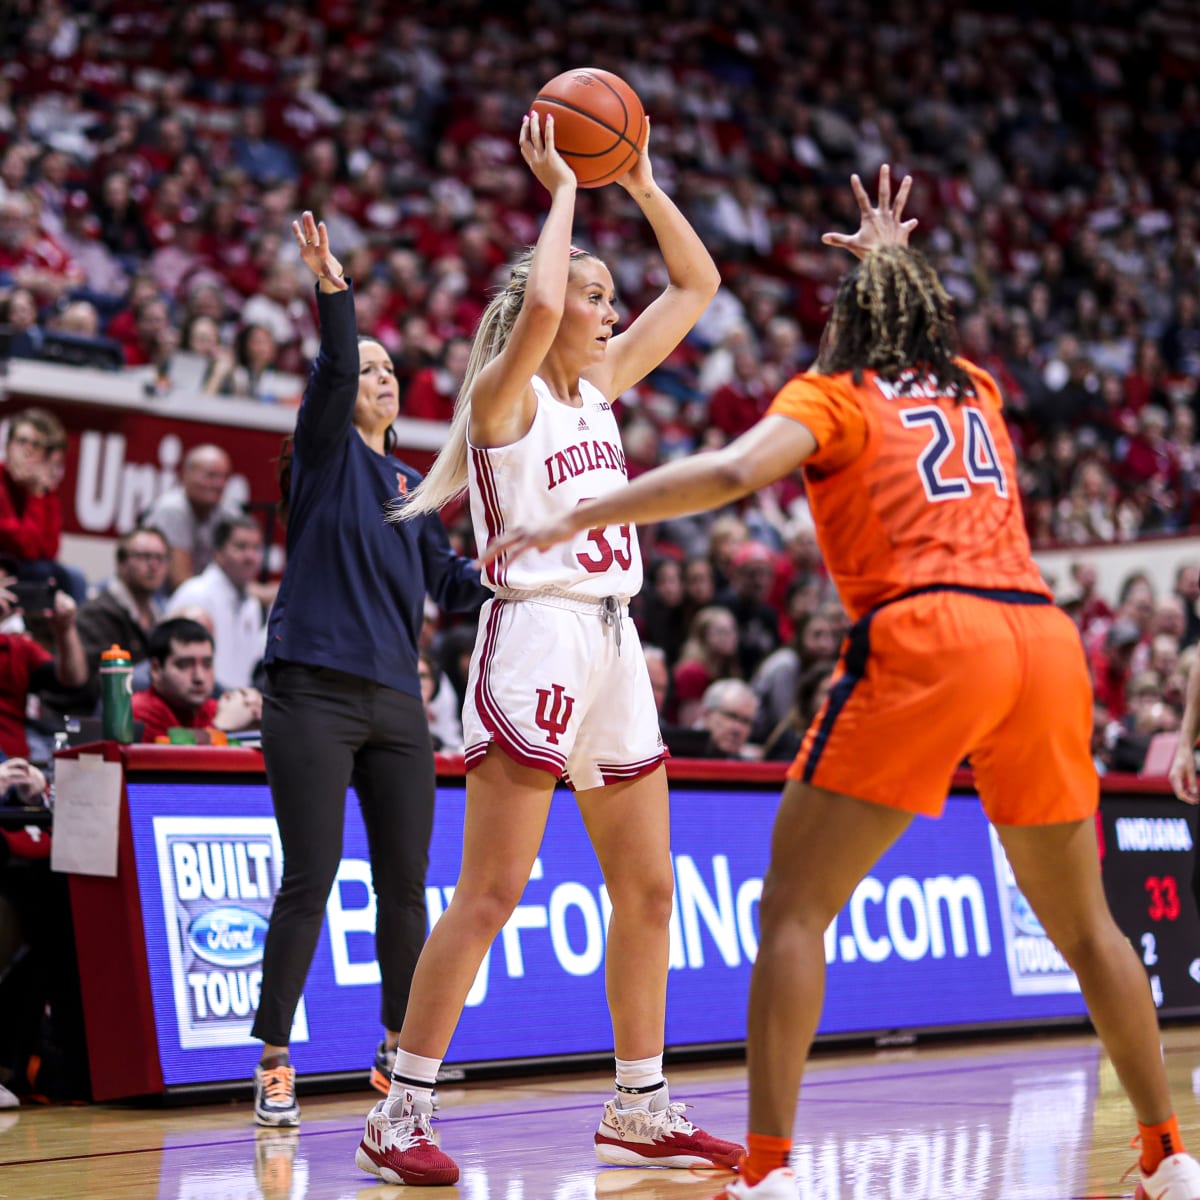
[250,211,483,1127]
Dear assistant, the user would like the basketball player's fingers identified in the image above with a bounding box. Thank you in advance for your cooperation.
[291,220,305,249]
[849,173,871,216]
[877,163,892,211]
[1169,760,1196,802]
[542,112,557,153]
[901,217,919,237]
[893,173,912,218]
[821,232,852,248]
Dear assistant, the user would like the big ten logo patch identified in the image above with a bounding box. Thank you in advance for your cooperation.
[153,817,308,1049]
[534,683,575,745]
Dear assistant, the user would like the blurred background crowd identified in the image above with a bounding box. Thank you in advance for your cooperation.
[0,0,1197,774]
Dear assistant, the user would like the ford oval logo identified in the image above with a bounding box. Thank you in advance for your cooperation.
[187,907,269,968]
[1010,893,1046,937]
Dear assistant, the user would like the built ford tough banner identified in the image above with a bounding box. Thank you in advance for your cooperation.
[126,782,1092,1088]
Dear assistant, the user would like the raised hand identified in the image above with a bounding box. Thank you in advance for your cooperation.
[291,210,347,292]
[520,111,577,195]
[614,117,654,193]
[821,164,919,260]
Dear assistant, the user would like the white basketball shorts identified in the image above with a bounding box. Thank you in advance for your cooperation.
[462,592,667,791]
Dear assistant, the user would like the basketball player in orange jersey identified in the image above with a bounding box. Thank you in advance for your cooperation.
[352,109,742,1185]
[487,166,1200,1200]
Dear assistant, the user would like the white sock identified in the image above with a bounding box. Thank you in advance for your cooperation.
[614,1054,667,1109]
[387,1049,440,1108]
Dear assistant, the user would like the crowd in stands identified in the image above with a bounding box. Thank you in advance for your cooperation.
[0,0,1196,777]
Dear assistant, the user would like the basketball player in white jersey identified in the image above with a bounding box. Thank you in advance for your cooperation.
[353,111,744,1185]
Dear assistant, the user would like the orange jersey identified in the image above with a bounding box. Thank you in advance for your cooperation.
[766,360,1049,620]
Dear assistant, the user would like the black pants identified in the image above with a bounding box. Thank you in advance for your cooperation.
[252,662,435,1047]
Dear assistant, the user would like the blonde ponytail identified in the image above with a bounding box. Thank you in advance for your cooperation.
[390,249,537,521]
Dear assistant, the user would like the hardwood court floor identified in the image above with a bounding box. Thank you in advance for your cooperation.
[3,1026,1200,1199]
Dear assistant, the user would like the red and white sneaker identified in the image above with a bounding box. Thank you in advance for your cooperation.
[724,1168,797,1198]
[355,1089,459,1186]
[1135,1153,1200,1199]
[594,1098,743,1169]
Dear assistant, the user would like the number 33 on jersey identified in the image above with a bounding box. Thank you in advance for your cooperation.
[767,361,1049,622]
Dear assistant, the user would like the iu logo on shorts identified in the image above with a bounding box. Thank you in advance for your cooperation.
[534,683,575,744]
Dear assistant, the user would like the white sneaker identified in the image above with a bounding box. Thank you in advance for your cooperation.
[0,1083,18,1110]
[1137,1153,1200,1200]
[724,1169,796,1198]
[595,1098,743,1168]
[355,1089,459,1186]
[253,1062,299,1127]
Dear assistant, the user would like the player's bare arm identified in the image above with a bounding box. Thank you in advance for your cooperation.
[482,414,817,565]
[1169,653,1200,803]
[594,123,721,400]
[470,111,576,448]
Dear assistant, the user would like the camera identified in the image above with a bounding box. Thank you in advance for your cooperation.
[10,581,56,613]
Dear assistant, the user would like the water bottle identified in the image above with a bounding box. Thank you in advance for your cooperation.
[100,644,135,743]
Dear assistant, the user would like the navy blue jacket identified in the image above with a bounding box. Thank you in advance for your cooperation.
[264,284,482,697]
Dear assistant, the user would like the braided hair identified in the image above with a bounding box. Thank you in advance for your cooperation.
[816,246,975,401]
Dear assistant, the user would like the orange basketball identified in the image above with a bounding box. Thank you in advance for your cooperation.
[531,68,647,189]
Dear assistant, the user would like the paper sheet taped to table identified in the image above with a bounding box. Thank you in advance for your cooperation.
[50,755,122,877]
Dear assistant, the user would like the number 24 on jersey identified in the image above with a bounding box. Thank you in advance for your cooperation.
[900,405,1009,502]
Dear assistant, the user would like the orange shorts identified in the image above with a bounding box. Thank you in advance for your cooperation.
[790,589,1098,825]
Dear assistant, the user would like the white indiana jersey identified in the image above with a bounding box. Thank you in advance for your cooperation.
[469,374,643,598]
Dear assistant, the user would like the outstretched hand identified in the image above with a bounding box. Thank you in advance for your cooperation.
[480,513,581,570]
[821,164,918,260]
[292,210,347,292]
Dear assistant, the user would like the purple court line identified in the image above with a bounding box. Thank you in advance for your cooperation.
[0,1046,1106,1170]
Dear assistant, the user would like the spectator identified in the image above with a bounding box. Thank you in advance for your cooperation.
[670,678,759,761]
[45,525,169,711]
[637,558,687,667]
[751,610,839,744]
[761,659,838,763]
[714,540,783,677]
[94,169,154,266]
[166,514,266,690]
[403,336,470,423]
[0,192,82,303]
[54,189,128,302]
[642,643,671,720]
[0,755,47,807]
[671,605,740,727]
[418,649,461,754]
[141,443,238,591]
[228,323,280,400]
[179,314,237,395]
[1090,618,1141,721]
[0,407,86,603]
[0,287,41,358]
[0,572,86,760]
[132,616,261,742]
[1174,561,1200,648]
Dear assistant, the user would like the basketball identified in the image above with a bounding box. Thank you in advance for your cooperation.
[530,68,647,189]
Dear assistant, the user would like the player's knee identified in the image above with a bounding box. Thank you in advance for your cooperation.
[759,867,841,933]
[608,873,675,930]
[453,880,526,938]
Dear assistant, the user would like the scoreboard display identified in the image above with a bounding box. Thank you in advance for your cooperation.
[1098,796,1200,1016]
